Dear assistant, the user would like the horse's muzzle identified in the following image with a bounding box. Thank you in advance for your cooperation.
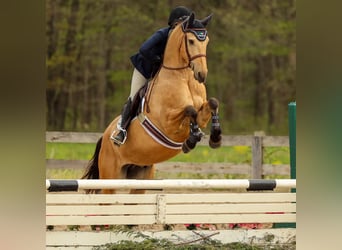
[195,71,206,83]
[190,61,207,83]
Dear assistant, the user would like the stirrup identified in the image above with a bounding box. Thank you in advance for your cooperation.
[110,129,127,146]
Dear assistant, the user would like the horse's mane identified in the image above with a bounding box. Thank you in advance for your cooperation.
[167,23,184,52]
[158,25,184,68]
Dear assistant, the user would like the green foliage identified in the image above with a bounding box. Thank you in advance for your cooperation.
[170,145,251,163]
[92,230,295,249]
[264,147,290,164]
[94,241,268,250]
[46,143,289,164]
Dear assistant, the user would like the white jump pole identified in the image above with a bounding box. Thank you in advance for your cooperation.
[46,179,296,192]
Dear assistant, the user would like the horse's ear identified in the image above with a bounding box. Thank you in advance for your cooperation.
[188,12,195,27]
[182,12,194,30]
[200,14,213,27]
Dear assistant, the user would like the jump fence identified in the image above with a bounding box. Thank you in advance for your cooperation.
[46,179,296,248]
[46,103,296,248]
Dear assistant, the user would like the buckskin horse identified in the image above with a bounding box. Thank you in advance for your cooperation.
[83,13,222,194]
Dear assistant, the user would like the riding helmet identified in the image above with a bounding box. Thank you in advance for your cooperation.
[168,6,192,26]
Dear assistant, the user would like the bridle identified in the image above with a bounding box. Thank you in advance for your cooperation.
[162,29,207,70]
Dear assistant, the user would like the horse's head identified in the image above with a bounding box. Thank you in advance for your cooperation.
[182,13,212,83]
[163,12,213,83]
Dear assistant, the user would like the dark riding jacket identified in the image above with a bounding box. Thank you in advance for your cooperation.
[130,27,170,79]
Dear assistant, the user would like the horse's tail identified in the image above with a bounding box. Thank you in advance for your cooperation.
[82,137,102,193]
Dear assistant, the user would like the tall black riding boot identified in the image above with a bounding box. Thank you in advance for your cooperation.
[112,98,133,146]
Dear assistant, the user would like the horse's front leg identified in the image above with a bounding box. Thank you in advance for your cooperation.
[182,106,204,153]
[196,97,222,148]
[208,98,222,148]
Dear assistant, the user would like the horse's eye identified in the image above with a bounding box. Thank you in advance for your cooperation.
[188,39,195,45]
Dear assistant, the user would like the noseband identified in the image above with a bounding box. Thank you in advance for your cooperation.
[162,31,207,70]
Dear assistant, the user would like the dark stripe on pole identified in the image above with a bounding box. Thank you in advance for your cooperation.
[247,179,276,191]
[48,180,79,192]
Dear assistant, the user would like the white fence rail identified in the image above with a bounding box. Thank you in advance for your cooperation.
[46,192,296,226]
[46,179,296,225]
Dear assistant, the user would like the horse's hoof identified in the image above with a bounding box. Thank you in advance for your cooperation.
[209,138,221,148]
[182,143,191,153]
[208,97,218,108]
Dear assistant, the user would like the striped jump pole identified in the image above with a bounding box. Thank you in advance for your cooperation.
[46,179,296,192]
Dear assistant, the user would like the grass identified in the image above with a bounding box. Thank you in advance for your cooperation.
[46,143,95,160]
[46,168,84,179]
[46,143,290,179]
[46,143,289,164]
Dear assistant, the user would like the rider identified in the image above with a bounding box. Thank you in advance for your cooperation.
[112,6,192,146]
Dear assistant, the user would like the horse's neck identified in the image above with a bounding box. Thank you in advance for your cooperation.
[163,54,184,68]
[140,30,196,136]
[163,31,186,68]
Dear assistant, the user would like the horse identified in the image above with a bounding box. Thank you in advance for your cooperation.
[82,12,222,194]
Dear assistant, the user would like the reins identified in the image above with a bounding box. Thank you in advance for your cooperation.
[162,64,189,70]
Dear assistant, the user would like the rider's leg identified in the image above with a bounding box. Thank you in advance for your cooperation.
[129,68,147,99]
[112,68,146,145]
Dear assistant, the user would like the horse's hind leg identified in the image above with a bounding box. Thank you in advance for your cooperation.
[98,136,122,194]
[126,165,155,194]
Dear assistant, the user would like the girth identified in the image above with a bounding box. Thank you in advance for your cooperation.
[137,112,183,150]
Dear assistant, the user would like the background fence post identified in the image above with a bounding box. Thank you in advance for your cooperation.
[251,131,264,179]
